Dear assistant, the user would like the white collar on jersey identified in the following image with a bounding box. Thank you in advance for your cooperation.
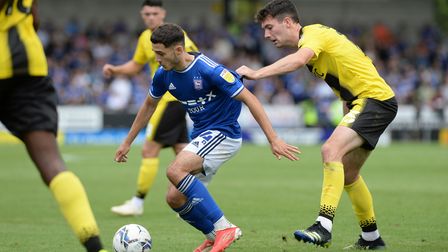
[174,53,202,73]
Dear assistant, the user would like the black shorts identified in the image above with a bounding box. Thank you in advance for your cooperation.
[0,76,58,138]
[151,101,188,147]
[343,97,397,150]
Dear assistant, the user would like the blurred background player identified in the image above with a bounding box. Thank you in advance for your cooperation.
[103,0,198,216]
[114,23,299,252]
[0,0,106,251]
[237,0,397,250]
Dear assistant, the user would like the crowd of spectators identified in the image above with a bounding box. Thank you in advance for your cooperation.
[38,18,448,126]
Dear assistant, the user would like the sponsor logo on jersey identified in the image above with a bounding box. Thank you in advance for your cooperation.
[179,91,216,106]
[169,83,176,90]
[219,69,235,83]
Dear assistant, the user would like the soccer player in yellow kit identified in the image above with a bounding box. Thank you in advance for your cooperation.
[103,0,198,216]
[0,0,106,251]
[237,0,397,250]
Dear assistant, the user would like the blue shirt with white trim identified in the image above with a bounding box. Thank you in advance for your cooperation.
[149,53,244,139]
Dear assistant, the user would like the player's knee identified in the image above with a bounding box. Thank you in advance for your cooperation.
[165,188,184,208]
[141,142,160,158]
[166,165,181,184]
[322,139,348,162]
[141,147,149,157]
[165,191,175,207]
[166,167,174,180]
[321,142,336,161]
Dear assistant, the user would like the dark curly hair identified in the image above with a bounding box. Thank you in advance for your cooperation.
[141,0,162,8]
[256,0,299,23]
[151,23,185,48]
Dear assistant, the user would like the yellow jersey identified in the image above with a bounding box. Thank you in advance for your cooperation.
[299,24,394,102]
[0,0,47,79]
[133,28,198,102]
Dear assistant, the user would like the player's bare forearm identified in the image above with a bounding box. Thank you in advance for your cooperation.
[112,60,144,76]
[237,88,277,143]
[115,96,157,162]
[259,48,314,77]
[258,55,301,78]
[124,96,157,145]
[236,88,300,161]
[237,48,314,80]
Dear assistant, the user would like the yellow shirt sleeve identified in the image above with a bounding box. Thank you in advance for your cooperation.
[298,26,326,59]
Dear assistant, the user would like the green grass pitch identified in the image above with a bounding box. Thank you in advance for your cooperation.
[0,143,447,251]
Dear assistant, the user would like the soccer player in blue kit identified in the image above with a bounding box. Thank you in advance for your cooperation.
[114,23,300,252]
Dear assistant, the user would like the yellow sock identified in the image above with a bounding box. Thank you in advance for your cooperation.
[345,176,378,231]
[136,158,160,198]
[319,162,344,220]
[49,171,99,243]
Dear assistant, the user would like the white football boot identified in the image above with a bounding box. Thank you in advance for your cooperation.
[111,198,144,216]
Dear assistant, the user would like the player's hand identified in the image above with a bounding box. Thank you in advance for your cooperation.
[236,65,257,80]
[270,138,301,161]
[114,143,131,162]
[103,64,115,78]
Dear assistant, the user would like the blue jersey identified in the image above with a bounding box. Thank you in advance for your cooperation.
[149,53,244,139]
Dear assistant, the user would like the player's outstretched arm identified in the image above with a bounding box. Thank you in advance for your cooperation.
[114,95,159,162]
[236,47,314,80]
[235,88,300,161]
[103,60,144,78]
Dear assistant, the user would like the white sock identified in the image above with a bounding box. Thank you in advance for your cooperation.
[131,196,144,208]
[362,230,380,241]
[213,216,232,231]
[205,230,216,241]
[316,216,333,233]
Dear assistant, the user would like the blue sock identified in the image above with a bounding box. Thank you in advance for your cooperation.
[173,200,215,234]
[177,174,223,224]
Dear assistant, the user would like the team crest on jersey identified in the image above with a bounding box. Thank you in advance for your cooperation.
[193,76,203,90]
[219,69,235,83]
